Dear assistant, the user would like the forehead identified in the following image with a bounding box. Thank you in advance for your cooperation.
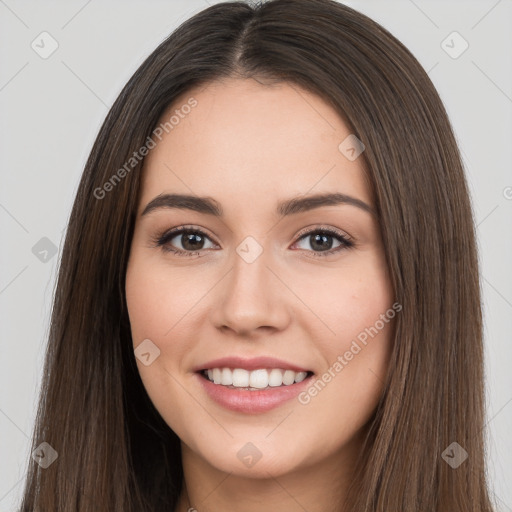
[139,78,371,213]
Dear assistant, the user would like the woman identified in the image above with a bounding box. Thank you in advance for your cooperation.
[19,0,495,510]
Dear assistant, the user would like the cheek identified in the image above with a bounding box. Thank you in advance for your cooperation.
[295,253,395,426]
[296,314,394,455]
[125,255,191,344]
[125,257,196,428]
[125,254,202,395]
[125,266,162,343]
[296,251,393,344]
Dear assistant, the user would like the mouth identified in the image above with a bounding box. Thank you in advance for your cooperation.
[198,367,315,390]
[194,360,315,414]
[193,356,315,413]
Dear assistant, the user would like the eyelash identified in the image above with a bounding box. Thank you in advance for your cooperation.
[151,225,355,258]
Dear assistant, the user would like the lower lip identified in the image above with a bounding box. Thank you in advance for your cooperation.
[196,372,314,414]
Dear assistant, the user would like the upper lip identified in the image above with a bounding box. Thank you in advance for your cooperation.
[193,356,312,373]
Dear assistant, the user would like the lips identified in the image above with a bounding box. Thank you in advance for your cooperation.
[193,356,315,413]
[193,356,312,374]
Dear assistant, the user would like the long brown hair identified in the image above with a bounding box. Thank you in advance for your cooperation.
[18,0,495,510]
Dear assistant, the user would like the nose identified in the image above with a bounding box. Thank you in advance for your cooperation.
[210,245,292,337]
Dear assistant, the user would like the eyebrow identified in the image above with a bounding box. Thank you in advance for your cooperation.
[141,192,375,218]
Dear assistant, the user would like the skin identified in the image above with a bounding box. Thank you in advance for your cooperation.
[125,77,396,512]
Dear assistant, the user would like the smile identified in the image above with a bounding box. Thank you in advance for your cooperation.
[201,367,312,390]
[194,357,315,413]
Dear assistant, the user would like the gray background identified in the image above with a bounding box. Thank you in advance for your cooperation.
[1,0,511,510]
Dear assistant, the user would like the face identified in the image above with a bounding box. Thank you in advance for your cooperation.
[125,78,395,480]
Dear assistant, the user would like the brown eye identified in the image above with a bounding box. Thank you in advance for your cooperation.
[155,227,217,256]
[293,228,354,257]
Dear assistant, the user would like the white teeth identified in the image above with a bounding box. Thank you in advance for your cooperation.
[212,368,222,384]
[249,369,268,389]
[268,368,283,387]
[221,368,232,386]
[232,368,249,387]
[282,370,296,386]
[295,372,308,382]
[203,367,311,389]
[294,371,307,383]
